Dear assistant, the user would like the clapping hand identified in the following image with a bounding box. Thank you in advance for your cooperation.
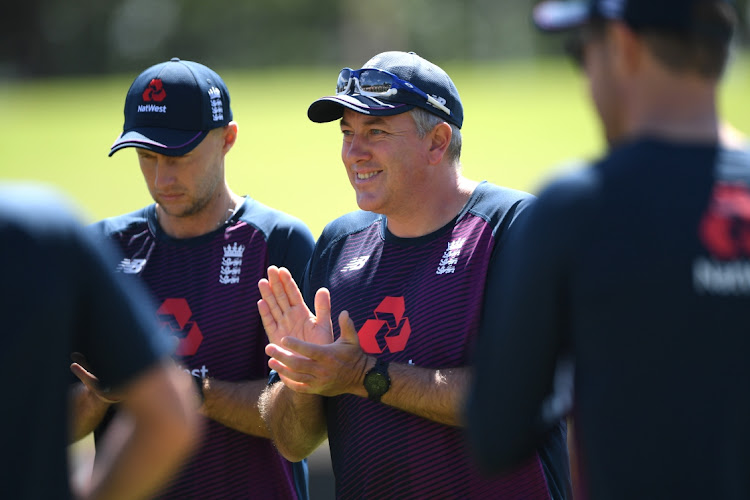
[257,266,333,346]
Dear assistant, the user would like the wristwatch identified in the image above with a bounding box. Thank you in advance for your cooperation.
[363,359,391,403]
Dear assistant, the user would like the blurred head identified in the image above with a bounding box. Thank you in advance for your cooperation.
[109,58,233,157]
[546,0,736,76]
[534,0,736,142]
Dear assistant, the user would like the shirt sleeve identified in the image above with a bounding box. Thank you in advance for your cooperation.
[266,218,316,284]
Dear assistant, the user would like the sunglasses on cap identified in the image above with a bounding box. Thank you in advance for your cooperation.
[336,67,453,117]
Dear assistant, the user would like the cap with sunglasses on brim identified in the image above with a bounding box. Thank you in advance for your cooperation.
[109,57,233,157]
[307,51,464,129]
[533,0,735,37]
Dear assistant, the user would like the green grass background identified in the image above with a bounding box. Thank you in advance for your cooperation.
[1,55,749,237]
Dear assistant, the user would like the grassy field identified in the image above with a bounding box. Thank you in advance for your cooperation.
[1,55,749,237]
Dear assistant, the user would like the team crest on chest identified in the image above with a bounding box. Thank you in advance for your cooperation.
[436,237,466,275]
[219,242,245,284]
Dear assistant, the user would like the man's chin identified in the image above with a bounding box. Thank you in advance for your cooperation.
[355,196,383,214]
[156,201,194,219]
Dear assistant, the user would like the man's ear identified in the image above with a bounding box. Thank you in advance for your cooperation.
[222,121,239,154]
[610,22,643,78]
[427,121,452,165]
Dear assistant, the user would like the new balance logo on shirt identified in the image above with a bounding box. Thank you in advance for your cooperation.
[341,256,370,272]
[117,258,147,274]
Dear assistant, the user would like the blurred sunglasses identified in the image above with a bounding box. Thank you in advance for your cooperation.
[336,67,452,117]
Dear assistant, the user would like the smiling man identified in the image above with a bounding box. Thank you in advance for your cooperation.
[257,51,571,499]
[69,58,314,499]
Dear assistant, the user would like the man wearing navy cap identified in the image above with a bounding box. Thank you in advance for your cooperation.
[257,51,571,498]
[466,1,750,499]
[70,58,314,499]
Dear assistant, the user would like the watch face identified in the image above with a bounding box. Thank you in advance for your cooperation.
[364,360,391,402]
[365,371,389,395]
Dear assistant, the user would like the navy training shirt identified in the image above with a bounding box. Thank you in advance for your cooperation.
[467,138,750,499]
[303,181,571,499]
[89,196,315,500]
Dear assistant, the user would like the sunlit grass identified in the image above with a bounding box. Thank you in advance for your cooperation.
[1,54,748,237]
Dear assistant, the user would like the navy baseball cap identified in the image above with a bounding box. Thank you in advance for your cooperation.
[308,51,464,129]
[533,0,734,36]
[109,58,233,157]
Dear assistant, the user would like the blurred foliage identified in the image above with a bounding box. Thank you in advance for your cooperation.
[3,0,747,78]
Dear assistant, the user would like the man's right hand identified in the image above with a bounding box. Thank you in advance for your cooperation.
[257,266,334,346]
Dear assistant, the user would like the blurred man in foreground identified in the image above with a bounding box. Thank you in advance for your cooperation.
[466,1,750,498]
[1,183,197,499]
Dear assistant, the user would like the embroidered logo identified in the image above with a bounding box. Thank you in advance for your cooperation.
[436,237,466,275]
[430,94,447,107]
[219,242,245,285]
[142,78,167,102]
[157,298,203,356]
[208,86,224,122]
[341,256,370,272]
[138,78,168,113]
[116,258,147,274]
[358,296,411,354]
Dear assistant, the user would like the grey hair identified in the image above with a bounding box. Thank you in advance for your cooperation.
[409,108,462,165]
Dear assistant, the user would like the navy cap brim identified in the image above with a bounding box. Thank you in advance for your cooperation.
[308,94,415,123]
[109,128,208,157]
[533,0,590,32]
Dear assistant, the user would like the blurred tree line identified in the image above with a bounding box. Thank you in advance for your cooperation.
[2,0,748,78]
